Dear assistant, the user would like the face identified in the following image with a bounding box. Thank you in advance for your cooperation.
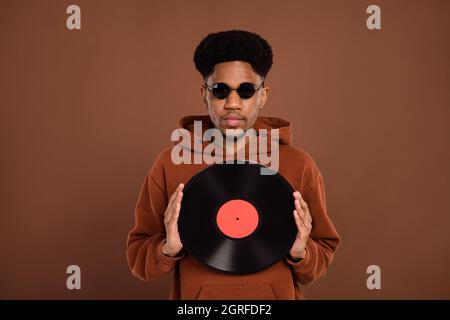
[200,61,269,135]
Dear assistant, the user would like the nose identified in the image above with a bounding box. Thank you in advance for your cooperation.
[224,90,242,110]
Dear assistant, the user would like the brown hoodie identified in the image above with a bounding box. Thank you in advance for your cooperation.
[127,115,341,300]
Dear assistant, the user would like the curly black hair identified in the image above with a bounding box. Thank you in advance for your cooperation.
[193,29,273,80]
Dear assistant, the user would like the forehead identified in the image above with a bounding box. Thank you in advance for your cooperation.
[207,61,261,85]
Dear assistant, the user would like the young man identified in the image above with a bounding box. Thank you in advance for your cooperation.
[127,30,341,299]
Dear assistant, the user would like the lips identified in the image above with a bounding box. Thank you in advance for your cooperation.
[224,118,242,127]
[222,115,244,127]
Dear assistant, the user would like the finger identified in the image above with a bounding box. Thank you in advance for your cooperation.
[173,191,183,216]
[297,192,312,223]
[169,202,182,228]
[295,202,307,224]
[166,189,179,216]
[299,206,312,230]
[168,184,181,203]
[307,220,312,231]
[305,209,312,224]
[297,192,307,209]
[294,211,310,240]
[294,210,312,241]
[295,199,310,226]
[166,183,184,216]
[293,210,301,231]
[294,199,302,213]
[294,192,309,215]
[293,210,306,231]
[169,188,184,222]
[171,183,184,203]
[172,188,184,212]
[298,201,311,224]
[167,199,183,226]
[303,204,312,224]
[300,200,310,217]
[172,201,182,224]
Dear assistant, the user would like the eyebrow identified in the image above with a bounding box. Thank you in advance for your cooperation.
[207,79,258,86]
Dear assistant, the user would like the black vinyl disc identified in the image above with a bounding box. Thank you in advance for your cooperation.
[178,161,298,275]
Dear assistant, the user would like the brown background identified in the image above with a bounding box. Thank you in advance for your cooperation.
[1,0,449,299]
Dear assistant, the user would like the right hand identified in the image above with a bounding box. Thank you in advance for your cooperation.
[162,183,184,257]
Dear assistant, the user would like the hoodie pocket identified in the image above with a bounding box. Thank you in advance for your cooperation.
[195,283,277,300]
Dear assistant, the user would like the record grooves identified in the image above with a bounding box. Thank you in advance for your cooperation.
[178,161,297,275]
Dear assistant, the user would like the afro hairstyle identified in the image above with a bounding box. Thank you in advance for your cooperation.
[193,29,273,80]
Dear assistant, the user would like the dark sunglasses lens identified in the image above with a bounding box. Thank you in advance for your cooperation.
[237,83,256,99]
[212,83,230,99]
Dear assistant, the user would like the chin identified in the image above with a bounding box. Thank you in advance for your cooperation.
[222,126,248,137]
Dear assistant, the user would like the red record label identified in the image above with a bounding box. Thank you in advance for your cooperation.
[216,199,259,239]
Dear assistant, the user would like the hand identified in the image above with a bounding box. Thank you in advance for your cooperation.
[162,183,184,257]
[289,191,312,260]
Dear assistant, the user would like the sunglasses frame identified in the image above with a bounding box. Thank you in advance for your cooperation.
[204,80,265,100]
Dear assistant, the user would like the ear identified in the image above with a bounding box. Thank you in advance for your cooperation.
[258,85,269,110]
[200,84,208,108]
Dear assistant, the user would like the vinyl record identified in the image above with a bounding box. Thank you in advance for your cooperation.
[178,161,297,275]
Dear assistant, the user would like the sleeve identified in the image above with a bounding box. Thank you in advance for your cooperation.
[126,157,185,281]
[284,170,341,285]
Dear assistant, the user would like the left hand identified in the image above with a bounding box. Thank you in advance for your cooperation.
[289,191,312,260]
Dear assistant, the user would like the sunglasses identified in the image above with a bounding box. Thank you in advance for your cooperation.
[204,81,265,100]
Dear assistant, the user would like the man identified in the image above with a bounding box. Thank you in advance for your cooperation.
[127,29,341,299]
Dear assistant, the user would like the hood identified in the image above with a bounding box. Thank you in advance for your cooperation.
[178,114,292,145]
[171,114,292,159]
